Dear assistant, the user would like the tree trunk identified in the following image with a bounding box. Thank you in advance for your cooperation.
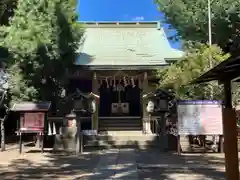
[1,119,5,151]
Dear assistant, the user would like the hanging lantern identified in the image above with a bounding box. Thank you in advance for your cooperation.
[146,100,155,113]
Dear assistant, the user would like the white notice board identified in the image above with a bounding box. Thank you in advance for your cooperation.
[177,100,223,135]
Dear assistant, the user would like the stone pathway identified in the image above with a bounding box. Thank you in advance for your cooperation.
[90,148,138,179]
[0,147,230,180]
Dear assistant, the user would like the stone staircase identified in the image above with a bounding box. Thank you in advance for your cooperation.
[83,117,178,150]
[84,131,161,149]
[98,117,142,131]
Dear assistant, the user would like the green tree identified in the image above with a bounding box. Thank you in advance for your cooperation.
[0,0,17,63]
[0,0,17,25]
[1,0,83,106]
[0,0,17,152]
[155,0,240,53]
[0,0,83,151]
[157,44,230,100]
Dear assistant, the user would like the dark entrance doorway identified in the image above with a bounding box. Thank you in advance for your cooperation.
[99,82,141,117]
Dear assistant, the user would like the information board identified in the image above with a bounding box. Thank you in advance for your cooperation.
[177,100,223,135]
[20,113,45,132]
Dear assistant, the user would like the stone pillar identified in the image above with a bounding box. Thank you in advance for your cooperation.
[142,72,151,134]
[92,72,99,130]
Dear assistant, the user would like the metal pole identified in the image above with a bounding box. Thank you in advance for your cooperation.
[208,0,213,99]
[208,0,212,48]
[208,0,218,150]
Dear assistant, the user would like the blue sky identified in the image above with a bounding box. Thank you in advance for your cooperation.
[77,0,181,49]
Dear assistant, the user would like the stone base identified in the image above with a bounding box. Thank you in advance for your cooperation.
[53,127,78,152]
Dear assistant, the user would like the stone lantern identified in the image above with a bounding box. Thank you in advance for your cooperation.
[143,89,173,151]
[60,89,96,154]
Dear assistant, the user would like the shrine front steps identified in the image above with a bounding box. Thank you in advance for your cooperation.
[84,132,162,149]
[98,117,142,132]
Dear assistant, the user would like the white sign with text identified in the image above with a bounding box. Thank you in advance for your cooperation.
[177,100,223,135]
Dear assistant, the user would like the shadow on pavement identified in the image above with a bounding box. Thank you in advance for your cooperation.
[0,136,228,180]
[0,148,138,180]
[0,149,99,180]
[0,147,227,180]
[136,148,226,180]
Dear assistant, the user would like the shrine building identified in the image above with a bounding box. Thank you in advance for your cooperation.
[68,21,183,134]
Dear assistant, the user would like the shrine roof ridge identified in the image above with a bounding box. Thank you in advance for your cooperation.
[79,21,159,25]
[79,21,161,29]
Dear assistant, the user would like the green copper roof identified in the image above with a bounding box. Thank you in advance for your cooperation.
[75,22,183,67]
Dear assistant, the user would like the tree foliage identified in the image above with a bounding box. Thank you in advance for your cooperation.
[157,44,230,100]
[155,0,240,53]
[0,0,17,26]
[0,0,83,107]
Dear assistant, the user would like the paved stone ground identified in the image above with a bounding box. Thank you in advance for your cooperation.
[136,148,226,180]
[0,146,100,180]
[0,146,230,180]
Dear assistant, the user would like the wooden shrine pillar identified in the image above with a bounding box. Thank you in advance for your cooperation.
[142,72,151,134]
[222,80,239,180]
[92,72,98,130]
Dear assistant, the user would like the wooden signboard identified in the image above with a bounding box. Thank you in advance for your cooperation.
[20,113,45,132]
[11,102,51,153]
